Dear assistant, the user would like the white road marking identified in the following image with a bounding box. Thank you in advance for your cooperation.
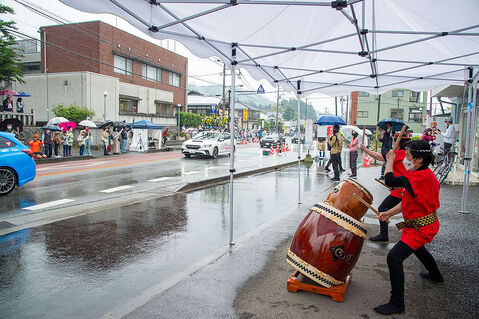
[205,167,217,170]
[148,177,171,182]
[23,199,75,211]
[100,185,133,193]
[182,171,199,176]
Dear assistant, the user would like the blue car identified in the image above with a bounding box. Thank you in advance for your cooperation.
[0,132,36,196]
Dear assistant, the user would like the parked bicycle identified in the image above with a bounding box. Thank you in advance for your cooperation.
[433,146,457,184]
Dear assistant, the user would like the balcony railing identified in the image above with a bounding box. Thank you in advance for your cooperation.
[0,112,36,126]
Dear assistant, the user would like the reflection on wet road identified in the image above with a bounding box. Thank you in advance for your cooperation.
[0,162,334,318]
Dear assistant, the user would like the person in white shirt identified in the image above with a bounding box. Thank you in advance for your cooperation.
[438,117,456,156]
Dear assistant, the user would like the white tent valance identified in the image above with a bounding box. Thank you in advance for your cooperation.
[60,0,479,96]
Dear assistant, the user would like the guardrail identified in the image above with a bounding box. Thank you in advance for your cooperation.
[0,112,35,125]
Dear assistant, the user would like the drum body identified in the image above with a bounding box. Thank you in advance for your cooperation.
[325,178,373,220]
[287,202,367,287]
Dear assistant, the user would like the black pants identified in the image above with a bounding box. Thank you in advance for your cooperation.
[54,143,59,156]
[45,144,52,158]
[325,155,343,170]
[349,150,358,176]
[444,142,452,158]
[377,195,402,237]
[387,241,442,307]
[331,153,341,178]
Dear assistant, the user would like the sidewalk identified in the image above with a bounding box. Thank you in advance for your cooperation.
[125,165,478,319]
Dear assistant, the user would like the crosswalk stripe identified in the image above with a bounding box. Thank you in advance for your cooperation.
[100,185,133,193]
[23,199,75,211]
[148,177,171,182]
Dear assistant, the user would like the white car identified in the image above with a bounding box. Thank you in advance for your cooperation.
[182,131,236,158]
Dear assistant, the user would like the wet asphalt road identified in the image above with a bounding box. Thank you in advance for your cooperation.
[0,157,338,319]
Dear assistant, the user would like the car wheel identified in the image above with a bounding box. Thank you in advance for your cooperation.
[0,167,17,196]
[212,147,219,159]
[184,154,191,158]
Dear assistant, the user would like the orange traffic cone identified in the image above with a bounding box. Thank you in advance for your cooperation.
[270,145,275,155]
[276,143,280,154]
[286,143,289,152]
[363,153,371,167]
[281,142,285,153]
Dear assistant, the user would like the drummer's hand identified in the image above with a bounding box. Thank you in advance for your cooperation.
[360,144,366,152]
[385,149,395,161]
[378,212,390,222]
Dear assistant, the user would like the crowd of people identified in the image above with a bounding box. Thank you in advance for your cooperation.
[1,96,24,113]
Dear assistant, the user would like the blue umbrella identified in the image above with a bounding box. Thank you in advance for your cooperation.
[131,120,162,129]
[314,115,346,126]
[13,91,31,97]
[377,118,407,131]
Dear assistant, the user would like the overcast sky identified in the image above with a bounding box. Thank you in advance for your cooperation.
[5,0,340,114]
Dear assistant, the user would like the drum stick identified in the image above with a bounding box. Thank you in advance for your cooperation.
[375,178,391,189]
[361,125,366,144]
[353,193,390,223]
[392,125,407,151]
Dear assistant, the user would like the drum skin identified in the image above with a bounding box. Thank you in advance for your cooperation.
[326,179,373,221]
[289,209,365,286]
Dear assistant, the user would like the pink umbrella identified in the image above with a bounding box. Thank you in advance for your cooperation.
[58,121,77,131]
[0,89,19,96]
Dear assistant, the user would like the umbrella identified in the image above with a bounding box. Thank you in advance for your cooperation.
[131,120,162,129]
[58,121,76,131]
[377,118,408,131]
[98,120,113,129]
[365,129,372,135]
[0,89,19,96]
[112,120,126,127]
[0,118,23,132]
[48,117,69,125]
[42,124,62,131]
[313,115,346,126]
[78,120,97,128]
[340,125,362,134]
[184,127,195,133]
[13,91,31,97]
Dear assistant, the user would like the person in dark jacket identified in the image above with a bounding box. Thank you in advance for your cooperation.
[43,129,53,158]
[378,122,394,179]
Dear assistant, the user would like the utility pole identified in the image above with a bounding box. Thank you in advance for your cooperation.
[276,86,280,134]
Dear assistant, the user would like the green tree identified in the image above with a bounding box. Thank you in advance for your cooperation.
[177,111,201,127]
[283,105,297,121]
[52,103,95,123]
[0,5,24,84]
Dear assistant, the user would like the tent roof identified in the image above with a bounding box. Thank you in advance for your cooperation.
[60,0,479,97]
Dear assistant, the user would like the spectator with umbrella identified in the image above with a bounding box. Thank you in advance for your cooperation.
[43,129,53,158]
[327,124,343,181]
[0,118,23,137]
[66,127,74,156]
[101,127,110,156]
[2,95,13,112]
[16,97,24,113]
[52,129,62,157]
[121,125,128,153]
[376,119,405,180]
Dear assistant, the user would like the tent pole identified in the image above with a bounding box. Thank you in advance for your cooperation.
[297,80,302,205]
[229,46,237,248]
[460,68,479,213]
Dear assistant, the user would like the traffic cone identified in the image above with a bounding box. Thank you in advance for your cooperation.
[276,143,280,154]
[286,143,289,152]
[270,145,274,155]
[281,142,285,153]
[363,153,371,167]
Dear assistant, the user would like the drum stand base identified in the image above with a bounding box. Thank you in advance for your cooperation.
[287,270,352,302]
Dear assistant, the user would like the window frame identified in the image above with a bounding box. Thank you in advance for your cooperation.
[119,97,138,113]
[392,90,404,97]
[358,91,369,97]
[390,109,404,120]
[169,72,180,87]
[357,111,369,118]
[408,107,423,123]
[114,55,132,75]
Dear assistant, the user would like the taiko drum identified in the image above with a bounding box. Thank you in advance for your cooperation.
[325,178,373,221]
[287,202,367,288]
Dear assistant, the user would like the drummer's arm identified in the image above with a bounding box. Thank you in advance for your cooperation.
[378,202,402,221]
[359,144,383,161]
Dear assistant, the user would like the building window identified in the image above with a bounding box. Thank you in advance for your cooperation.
[142,64,162,82]
[409,91,419,102]
[119,98,138,113]
[155,101,174,116]
[169,72,180,87]
[357,111,368,118]
[392,90,404,97]
[408,108,423,123]
[114,55,132,75]
[358,91,369,97]
[390,109,403,120]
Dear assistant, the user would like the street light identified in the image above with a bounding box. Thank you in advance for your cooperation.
[177,104,182,137]
[103,91,108,121]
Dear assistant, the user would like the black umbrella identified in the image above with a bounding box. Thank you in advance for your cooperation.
[112,120,126,128]
[42,124,62,131]
[98,120,113,129]
[0,118,23,132]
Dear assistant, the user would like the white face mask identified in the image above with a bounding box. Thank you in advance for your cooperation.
[402,157,415,171]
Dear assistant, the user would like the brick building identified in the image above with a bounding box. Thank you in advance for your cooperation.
[13,21,188,128]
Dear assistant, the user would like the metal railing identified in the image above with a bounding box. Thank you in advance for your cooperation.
[0,111,36,126]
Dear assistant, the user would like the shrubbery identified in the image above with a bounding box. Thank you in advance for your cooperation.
[52,103,95,123]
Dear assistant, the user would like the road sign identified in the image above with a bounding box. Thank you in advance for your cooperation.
[243,109,248,121]
[210,104,217,114]
[257,84,265,94]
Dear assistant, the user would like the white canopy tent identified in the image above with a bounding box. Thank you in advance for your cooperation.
[59,0,479,243]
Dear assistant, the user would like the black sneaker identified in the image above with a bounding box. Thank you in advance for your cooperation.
[369,234,389,242]
[374,303,405,315]
[331,177,340,181]
[379,175,385,180]
[420,272,444,284]
[340,168,346,172]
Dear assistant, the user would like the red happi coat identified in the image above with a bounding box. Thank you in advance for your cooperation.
[390,150,407,199]
[400,168,440,250]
